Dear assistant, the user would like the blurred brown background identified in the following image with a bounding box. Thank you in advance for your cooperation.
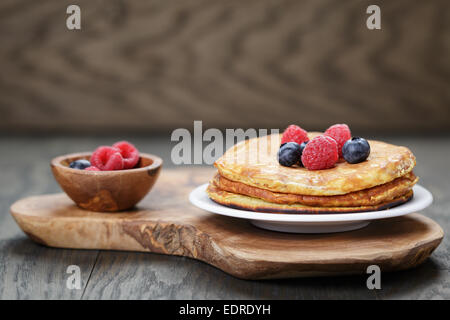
[1,0,449,134]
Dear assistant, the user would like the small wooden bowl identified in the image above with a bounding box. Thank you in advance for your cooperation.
[51,152,162,212]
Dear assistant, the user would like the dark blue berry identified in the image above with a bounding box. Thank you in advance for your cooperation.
[298,141,309,167]
[342,137,370,164]
[278,142,302,167]
[69,159,91,170]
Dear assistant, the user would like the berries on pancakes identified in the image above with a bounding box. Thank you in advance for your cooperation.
[278,142,302,167]
[301,135,339,170]
[298,141,309,167]
[281,125,309,146]
[342,137,371,164]
[324,124,351,158]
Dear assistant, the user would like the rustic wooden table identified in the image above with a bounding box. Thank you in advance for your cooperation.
[1,134,449,299]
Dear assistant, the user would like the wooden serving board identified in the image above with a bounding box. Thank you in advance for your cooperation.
[10,168,443,279]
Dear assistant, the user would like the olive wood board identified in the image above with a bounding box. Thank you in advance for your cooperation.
[10,169,444,279]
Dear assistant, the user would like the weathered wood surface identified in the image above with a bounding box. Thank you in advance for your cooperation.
[1,135,450,299]
[1,0,450,133]
[10,168,444,279]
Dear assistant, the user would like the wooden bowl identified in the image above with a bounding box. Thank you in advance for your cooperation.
[51,152,162,212]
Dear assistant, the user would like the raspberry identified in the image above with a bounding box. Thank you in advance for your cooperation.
[85,166,100,171]
[91,146,124,171]
[281,125,309,146]
[301,135,338,170]
[324,124,351,157]
[112,141,140,169]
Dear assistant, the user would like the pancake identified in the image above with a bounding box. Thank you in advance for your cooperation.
[206,183,414,214]
[215,132,416,196]
[213,171,418,207]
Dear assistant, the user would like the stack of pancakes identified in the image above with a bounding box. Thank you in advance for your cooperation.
[207,133,418,214]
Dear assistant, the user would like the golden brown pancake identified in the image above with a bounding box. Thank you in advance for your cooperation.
[215,133,416,196]
[206,183,413,214]
[212,172,418,207]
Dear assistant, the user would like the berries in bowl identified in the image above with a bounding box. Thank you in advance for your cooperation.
[51,141,162,212]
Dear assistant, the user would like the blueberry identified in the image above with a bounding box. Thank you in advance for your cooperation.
[278,142,302,167]
[342,137,370,164]
[298,141,309,167]
[69,159,91,170]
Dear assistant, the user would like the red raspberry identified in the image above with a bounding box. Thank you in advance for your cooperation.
[281,125,309,146]
[301,135,338,170]
[91,146,124,171]
[85,166,100,171]
[324,124,351,157]
[112,141,140,169]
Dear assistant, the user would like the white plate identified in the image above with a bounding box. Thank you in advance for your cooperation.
[189,184,433,233]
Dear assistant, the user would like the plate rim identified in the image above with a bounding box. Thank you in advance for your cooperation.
[189,184,433,223]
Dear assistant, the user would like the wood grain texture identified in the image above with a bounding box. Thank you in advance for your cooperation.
[0,0,449,133]
[0,238,99,299]
[1,136,450,299]
[10,169,444,280]
[80,251,380,299]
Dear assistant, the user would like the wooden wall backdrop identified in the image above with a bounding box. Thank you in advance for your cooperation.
[0,0,449,133]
